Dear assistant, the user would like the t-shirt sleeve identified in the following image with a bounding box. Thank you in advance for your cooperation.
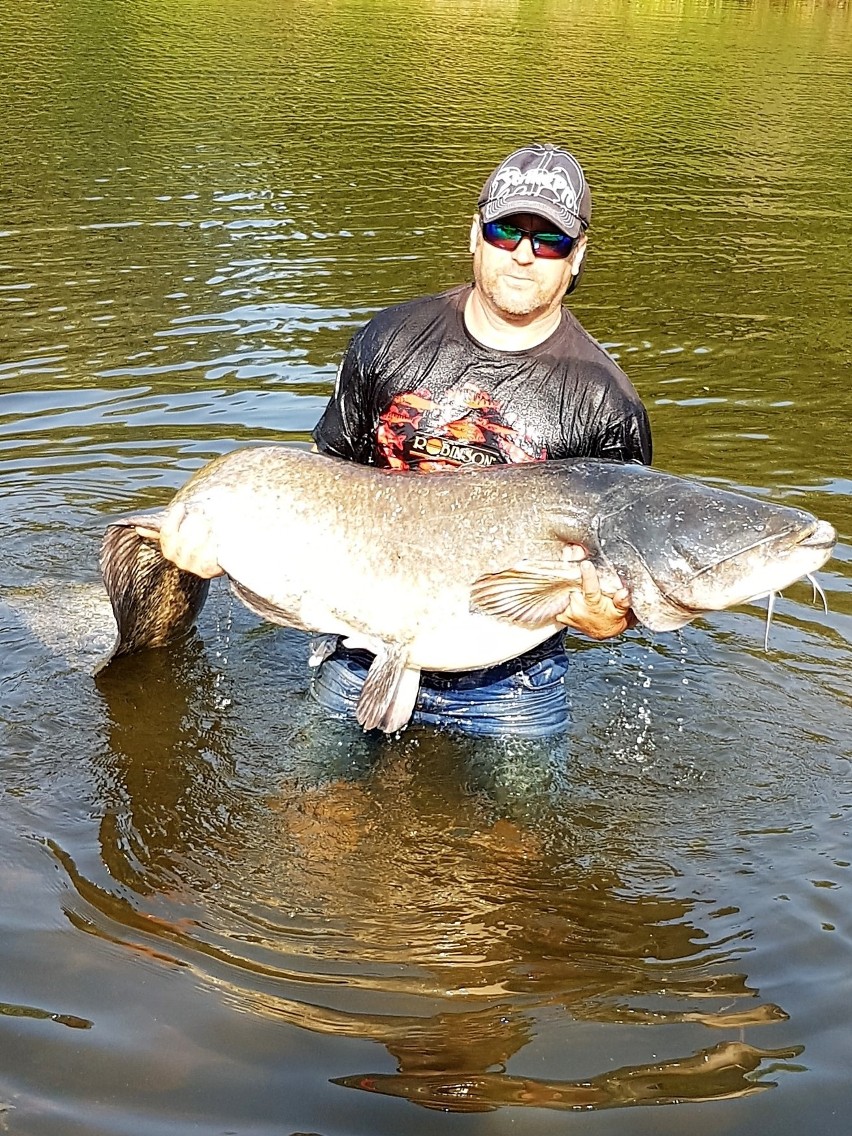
[312,331,373,463]
[595,402,653,465]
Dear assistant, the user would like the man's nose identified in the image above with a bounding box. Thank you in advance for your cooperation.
[511,236,536,265]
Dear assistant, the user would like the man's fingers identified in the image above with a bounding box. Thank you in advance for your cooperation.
[157,503,186,554]
[562,544,588,564]
[611,587,631,612]
[134,526,161,541]
[575,562,631,610]
[554,565,635,640]
[579,560,604,603]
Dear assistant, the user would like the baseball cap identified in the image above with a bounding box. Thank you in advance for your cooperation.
[478,144,591,238]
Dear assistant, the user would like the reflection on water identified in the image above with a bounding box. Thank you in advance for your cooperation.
[2,559,850,1132]
[21,635,802,1115]
[333,1040,806,1112]
[1,0,851,1132]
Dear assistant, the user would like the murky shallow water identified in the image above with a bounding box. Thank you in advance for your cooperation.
[1,1,851,1133]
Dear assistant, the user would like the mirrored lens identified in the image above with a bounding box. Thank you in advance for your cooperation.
[481,220,575,259]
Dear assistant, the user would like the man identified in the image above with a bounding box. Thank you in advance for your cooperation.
[309,144,651,736]
[153,144,651,738]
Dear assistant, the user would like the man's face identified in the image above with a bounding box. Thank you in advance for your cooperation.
[470,211,586,322]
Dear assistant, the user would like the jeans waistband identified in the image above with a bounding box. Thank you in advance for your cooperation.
[331,633,566,690]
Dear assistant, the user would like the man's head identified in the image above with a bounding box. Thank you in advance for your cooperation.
[470,144,591,323]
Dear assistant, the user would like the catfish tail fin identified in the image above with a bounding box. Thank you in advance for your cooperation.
[98,515,210,667]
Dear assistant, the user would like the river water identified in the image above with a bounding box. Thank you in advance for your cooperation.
[1,1,851,1133]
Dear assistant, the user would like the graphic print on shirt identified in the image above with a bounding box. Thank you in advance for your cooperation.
[375,381,547,470]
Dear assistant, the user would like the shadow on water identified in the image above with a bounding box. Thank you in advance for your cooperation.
[45,639,807,1115]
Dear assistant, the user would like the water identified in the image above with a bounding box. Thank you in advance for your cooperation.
[1,0,851,1132]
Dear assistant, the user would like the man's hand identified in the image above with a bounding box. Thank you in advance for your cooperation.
[135,505,224,579]
[555,556,634,640]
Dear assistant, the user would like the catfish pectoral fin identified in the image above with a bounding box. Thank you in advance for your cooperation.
[99,517,210,664]
[470,563,584,627]
[355,645,421,734]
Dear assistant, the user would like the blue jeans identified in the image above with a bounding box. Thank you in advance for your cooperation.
[310,640,570,738]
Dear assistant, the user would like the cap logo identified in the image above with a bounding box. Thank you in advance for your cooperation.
[493,164,578,208]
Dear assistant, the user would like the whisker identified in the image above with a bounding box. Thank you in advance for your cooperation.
[807,573,829,614]
[764,591,778,652]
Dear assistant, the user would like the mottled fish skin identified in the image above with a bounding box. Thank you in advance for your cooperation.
[98,447,836,732]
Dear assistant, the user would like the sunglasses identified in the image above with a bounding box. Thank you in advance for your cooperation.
[480,218,579,259]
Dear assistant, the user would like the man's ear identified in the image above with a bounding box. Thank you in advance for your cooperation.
[469,214,479,255]
[570,235,588,277]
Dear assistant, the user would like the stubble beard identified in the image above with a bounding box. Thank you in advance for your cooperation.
[478,265,551,321]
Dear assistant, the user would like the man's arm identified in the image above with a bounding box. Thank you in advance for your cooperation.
[312,334,373,463]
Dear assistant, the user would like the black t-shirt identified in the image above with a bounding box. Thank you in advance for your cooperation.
[313,284,652,469]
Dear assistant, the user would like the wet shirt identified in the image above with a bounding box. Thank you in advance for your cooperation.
[313,284,652,469]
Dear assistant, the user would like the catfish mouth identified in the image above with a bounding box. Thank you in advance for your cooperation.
[795,519,837,550]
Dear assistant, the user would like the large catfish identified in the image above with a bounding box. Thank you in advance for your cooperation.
[99,448,835,733]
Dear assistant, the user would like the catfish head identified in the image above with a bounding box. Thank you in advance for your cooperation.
[595,477,836,632]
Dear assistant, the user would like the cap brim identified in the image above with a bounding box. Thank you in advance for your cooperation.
[485,200,584,238]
